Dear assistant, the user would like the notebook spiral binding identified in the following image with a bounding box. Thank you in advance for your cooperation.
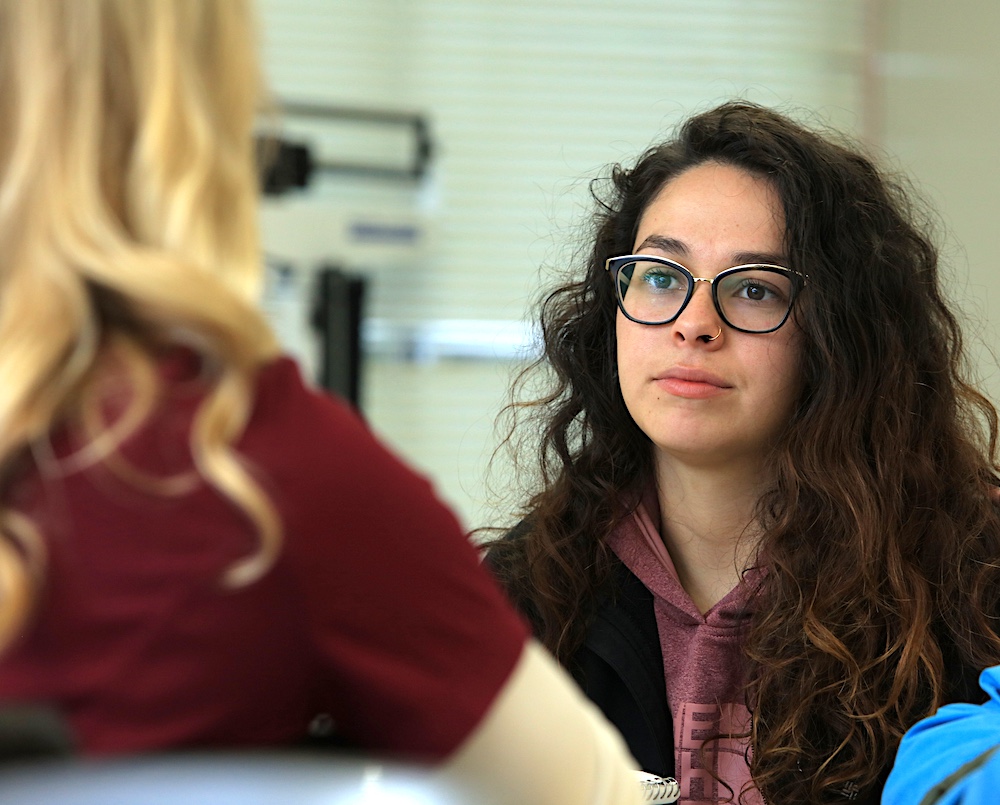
[636,771,680,803]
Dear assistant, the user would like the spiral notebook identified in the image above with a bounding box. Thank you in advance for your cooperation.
[636,771,680,803]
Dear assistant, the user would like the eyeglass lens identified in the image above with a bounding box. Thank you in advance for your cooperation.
[615,259,794,331]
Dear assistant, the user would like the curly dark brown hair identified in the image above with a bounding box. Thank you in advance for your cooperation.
[487,101,1000,804]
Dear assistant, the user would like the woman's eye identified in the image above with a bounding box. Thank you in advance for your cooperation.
[736,280,781,302]
[640,269,682,290]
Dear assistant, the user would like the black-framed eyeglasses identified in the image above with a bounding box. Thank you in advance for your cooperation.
[605,254,808,334]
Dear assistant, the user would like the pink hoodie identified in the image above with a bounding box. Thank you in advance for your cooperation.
[608,498,763,805]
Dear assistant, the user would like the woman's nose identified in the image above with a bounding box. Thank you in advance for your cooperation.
[672,282,724,344]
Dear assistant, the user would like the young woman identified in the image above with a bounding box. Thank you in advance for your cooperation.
[487,101,1000,804]
[0,2,651,803]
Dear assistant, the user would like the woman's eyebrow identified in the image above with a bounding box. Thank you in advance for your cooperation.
[635,234,687,254]
[636,236,787,267]
[731,250,789,266]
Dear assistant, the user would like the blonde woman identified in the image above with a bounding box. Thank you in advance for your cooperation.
[0,3,654,803]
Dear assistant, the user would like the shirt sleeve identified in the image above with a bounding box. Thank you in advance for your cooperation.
[883,665,1000,805]
[242,359,529,759]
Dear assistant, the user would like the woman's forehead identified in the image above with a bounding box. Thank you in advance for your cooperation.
[633,163,786,264]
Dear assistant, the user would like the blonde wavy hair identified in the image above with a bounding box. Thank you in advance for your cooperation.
[0,0,282,649]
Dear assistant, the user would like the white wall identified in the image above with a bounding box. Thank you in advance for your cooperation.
[877,0,1000,402]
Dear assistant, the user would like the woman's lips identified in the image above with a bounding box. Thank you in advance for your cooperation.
[655,368,732,399]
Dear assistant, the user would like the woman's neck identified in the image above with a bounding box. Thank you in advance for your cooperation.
[654,456,769,614]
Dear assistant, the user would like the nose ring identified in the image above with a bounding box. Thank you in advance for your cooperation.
[706,327,723,342]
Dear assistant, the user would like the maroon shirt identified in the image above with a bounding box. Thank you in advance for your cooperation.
[0,353,527,758]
